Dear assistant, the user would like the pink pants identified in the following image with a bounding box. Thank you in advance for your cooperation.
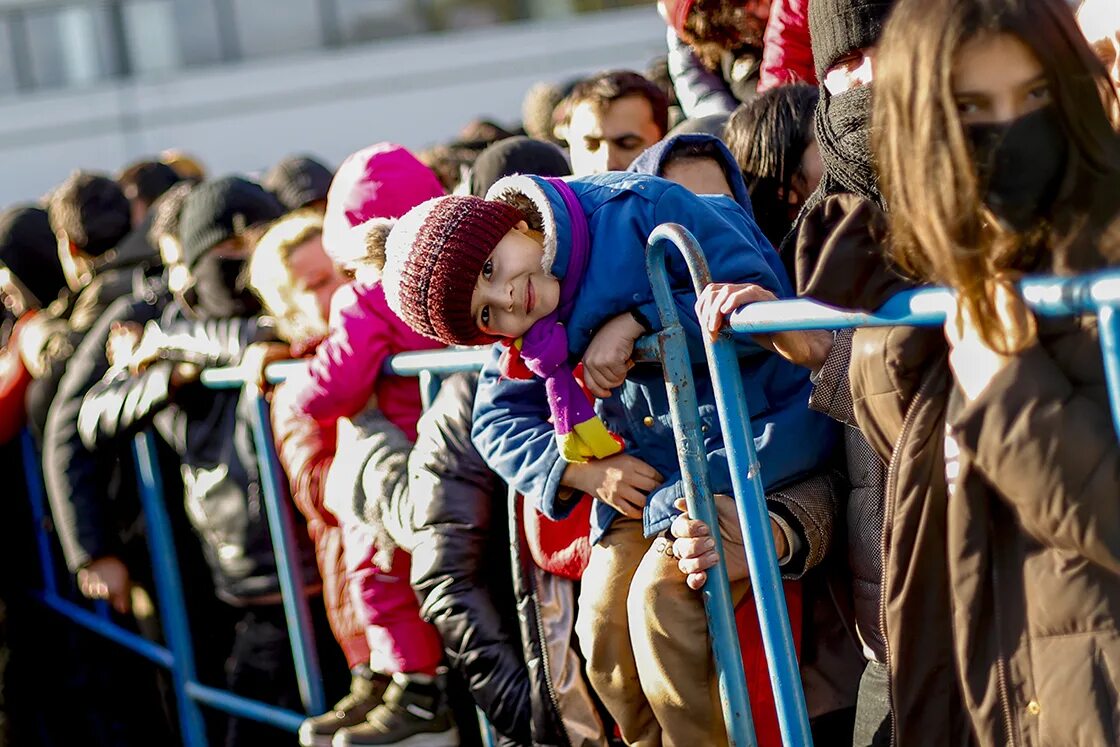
[342,522,443,675]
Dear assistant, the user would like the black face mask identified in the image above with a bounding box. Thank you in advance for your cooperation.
[191,253,261,319]
[814,85,880,206]
[965,106,1069,234]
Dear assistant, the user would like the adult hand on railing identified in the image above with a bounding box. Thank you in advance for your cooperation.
[945,282,1036,403]
[695,283,835,371]
[669,497,788,591]
[77,555,132,615]
[238,341,293,390]
[582,312,646,398]
[561,454,664,519]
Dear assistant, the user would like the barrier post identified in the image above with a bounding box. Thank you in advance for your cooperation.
[247,385,326,715]
[643,230,758,747]
[647,223,812,747]
[21,430,59,596]
[132,430,209,747]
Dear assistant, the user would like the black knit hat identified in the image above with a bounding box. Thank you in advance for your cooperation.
[808,0,896,81]
[0,206,67,307]
[179,176,284,268]
[468,137,571,197]
[263,154,334,212]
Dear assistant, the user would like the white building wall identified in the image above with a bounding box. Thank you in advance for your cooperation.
[0,5,663,205]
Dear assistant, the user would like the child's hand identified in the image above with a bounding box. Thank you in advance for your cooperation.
[695,283,834,371]
[582,313,645,398]
[561,454,664,519]
[670,497,788,590]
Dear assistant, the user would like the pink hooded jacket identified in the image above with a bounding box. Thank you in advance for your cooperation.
[297,143,445,435]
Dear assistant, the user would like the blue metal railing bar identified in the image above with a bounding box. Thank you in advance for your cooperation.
[31,589,176,668]
[184,682,305,734]
[246,386,326,715]
[198,346,494,390]
[21,430,58,596]
[726,269,1120,440]
[647,224,811,747]
[643,242,757,745]
[132,430,210,746]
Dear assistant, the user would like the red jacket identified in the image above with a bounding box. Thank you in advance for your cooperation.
[759,0,817,92]
[271,380,370,668]
[0,314,34,444]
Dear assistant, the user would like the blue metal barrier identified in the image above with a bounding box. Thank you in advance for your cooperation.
[26,223,1120,747]
[645,224,809,747]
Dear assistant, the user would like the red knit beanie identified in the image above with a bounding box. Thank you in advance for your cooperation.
[382,195,524,345]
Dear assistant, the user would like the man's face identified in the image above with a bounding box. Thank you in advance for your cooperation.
[565,95,664,175]
[1079,0,1120,94]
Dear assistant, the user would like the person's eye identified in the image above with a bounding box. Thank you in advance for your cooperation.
[480,305,490,327]
[955,98,980,116]
[482,259,493,279]
[618,137,642,150]
[1027,82,1052,103]
[585,139,601,153]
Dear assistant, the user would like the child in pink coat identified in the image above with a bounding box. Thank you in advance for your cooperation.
[287,144,454,747]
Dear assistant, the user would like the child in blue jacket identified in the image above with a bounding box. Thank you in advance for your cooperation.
[377,171,835,745]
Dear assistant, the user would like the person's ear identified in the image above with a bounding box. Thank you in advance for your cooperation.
[513,219,530,234]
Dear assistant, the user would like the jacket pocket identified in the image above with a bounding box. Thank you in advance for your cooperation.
[1030,632,1120,746]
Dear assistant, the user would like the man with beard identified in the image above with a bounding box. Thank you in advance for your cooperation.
[78,177,345,747]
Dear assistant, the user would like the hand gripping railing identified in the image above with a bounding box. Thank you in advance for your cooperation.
[641,224,811,747]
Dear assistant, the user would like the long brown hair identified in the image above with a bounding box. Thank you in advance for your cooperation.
[873,0,1120,351]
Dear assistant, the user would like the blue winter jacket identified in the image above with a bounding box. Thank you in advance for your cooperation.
[471,172,835,543]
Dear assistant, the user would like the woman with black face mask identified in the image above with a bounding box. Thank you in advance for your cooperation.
[847,0,1120,744]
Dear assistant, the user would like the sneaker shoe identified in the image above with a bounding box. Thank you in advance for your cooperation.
[332,673,459,747]
[299,668,392,747]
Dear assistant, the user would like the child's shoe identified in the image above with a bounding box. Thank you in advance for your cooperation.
[299,667,392,747]
[331,673,459,747]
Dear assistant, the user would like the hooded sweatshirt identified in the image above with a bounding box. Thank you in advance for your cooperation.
[628,132,756,216]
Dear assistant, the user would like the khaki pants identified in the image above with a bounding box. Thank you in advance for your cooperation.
[575,497,750,747]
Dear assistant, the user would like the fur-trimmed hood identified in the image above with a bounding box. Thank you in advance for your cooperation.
[484,174,564,279]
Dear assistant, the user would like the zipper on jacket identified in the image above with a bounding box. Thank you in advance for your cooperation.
[986,514,1018,746]
[528,559,572,747]
[879,372,940,747]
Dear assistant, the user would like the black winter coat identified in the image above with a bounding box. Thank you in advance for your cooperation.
[77,308,312,604]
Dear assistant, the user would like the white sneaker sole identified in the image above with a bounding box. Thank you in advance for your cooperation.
[332,725,460,747]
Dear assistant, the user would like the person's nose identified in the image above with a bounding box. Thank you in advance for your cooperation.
[605,144,630,172]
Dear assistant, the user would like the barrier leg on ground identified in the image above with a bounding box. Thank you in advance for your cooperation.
[647,223,813,747]
[132,430,210,747]
[247,386,327,716]
[643,228,758,747]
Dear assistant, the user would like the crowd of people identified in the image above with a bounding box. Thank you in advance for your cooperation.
[0,0,1118,745]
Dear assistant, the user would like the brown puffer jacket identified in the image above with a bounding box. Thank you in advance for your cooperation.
[851,306,1120,746]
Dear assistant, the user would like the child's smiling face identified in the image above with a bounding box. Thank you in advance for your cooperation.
[470,221,560,339]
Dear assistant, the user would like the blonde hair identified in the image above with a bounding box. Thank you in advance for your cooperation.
[248,210,328,342]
